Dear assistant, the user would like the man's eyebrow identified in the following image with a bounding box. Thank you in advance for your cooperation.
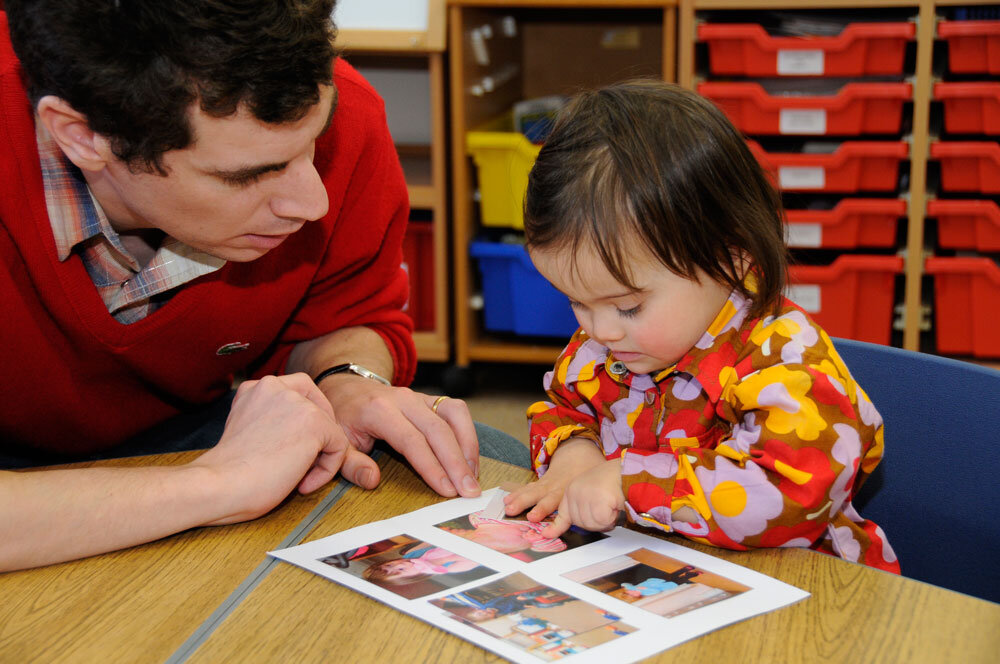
[210,92,337,181]
[209,161,287,181]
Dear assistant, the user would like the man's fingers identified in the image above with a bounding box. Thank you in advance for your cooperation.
[392,402,481,498]
[277,372,337,418]
[427,396,479,477]
[340,446,380,489]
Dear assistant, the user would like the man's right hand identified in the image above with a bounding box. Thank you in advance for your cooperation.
[190,373,377,526]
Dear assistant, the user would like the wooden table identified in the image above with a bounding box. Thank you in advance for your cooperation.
[3,452,999,663]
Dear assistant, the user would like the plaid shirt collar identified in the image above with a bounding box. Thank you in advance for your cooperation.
[36,120,224,323]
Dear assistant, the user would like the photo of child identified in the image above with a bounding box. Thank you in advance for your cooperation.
[563,549,751,618]
[318,535,496,600]
[434,511,606,563]
[431,573,636,661]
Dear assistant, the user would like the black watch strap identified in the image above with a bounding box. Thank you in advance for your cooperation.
[313,363,391,386]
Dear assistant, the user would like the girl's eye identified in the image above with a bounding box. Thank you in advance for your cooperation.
[617,304,642,319]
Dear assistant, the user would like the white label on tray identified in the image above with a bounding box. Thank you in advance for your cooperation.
[779,166,825,190]
[780,109,827,134]
[777,49,824,75]
[785,223,823,248]
[786,284,822,313]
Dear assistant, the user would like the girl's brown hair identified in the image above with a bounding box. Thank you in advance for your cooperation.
[523,79,788,318]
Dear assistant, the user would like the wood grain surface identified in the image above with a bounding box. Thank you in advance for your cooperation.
[0,452,344,663]
[187,454,1000,664]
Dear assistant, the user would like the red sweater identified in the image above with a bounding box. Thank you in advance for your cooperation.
[0,13,415,454]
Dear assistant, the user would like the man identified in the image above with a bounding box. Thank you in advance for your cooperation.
[0,1,523,571]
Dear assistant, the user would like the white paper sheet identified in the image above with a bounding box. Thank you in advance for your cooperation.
[271,488,809,663]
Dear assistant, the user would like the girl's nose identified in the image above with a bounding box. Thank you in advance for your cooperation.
[590,311,625,344]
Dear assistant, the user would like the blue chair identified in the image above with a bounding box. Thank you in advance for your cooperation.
[833,337,1000,603]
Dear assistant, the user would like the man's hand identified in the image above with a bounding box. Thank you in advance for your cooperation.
[191,373,374,525]
[542,457,625,538]
[502,437,606,521]
[0,372,367,570]
[317,374,481,498]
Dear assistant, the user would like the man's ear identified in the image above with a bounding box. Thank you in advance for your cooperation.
[36,95,113,172]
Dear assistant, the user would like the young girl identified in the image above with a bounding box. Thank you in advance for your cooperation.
[362,543,482,586]
[502,80,899,573]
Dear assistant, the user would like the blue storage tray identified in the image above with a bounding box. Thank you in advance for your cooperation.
[469,240,579,338]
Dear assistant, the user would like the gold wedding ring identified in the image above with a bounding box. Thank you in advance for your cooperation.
[431,395,450,414]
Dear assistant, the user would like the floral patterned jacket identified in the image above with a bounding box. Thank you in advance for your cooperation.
[527,289,899,573]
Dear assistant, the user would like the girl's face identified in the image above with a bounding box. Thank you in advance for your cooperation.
[530,243,732,375]
[379,559,419,578]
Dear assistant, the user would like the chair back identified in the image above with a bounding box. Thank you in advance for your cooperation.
[833,337,1000,603]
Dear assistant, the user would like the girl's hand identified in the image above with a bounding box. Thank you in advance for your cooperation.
[542,458,625,538]
[503,438,606,521]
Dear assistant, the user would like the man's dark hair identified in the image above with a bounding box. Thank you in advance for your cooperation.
[524,79,788,318]
[6,0,338,173]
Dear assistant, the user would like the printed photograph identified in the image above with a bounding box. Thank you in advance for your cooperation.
[431,573,636,660]
[562,549,751,618]
[434,511,607,562]
[318,534,497,600]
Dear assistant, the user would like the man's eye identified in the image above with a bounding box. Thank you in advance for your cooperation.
[222,172,263,187]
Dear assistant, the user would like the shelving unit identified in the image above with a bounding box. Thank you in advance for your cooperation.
[335,0,451,361]
[925,1,1000,360]
[679,0,939,352]
[447,0,678,391]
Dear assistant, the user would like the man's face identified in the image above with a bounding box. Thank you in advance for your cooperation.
[94,85,336,262]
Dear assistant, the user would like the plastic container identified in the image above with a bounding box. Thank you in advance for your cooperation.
[927,199,1000,251]
[931,142,1000,194]
[469,240,578,338]
[934,82,1000,134]
[925,257,1000,357]
[938,20,1000,74]
[699,82,912,135]
[698,22,915,77]
[467,130,541,229]
[401,221,435,331]
[787,255,903,345]
[748,140,908,193]
[785,199,906,248]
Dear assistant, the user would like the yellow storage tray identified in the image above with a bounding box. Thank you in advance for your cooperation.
[466,129,541,229]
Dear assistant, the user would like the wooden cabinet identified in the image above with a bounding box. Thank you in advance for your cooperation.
[336,0,452,361]
[447,1,679,388]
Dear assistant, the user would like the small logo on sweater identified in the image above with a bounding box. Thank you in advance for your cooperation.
[216,342,251,356]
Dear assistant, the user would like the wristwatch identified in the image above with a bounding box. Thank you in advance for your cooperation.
[313,363,391,387]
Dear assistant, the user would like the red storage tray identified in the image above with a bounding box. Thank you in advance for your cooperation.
[925,257,1000,357]
[938,20,1000,74]
[927,199,1000,251]
[699,82,911,135]
[748,140,908,193]
[402,220,435,331]
[787,255,903,345]
[785,199,905,248]
[698,22,915,77]
[934,82,1000,134]
[931,142,1000,194]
